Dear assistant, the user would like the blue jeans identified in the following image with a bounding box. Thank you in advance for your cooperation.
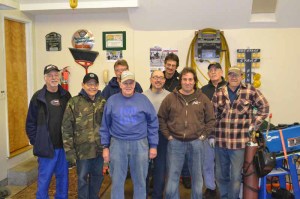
[181,156,190,177]
[202,139,216,190]
[152,132,168,199]
[76,156,104,199]
[165,139,204,199]
[215,147,245,199]
[37,149,68,199]
[109,137,149,199]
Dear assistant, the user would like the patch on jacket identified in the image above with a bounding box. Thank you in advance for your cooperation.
[50,99,60,106]
[192,100,201,105]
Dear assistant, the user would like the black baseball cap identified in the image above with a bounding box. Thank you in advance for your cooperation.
[208,63,222,70]
[83,73,99,84]
[44,64,60,74]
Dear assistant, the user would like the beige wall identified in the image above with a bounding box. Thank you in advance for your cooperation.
[34,12,134,95]
[1,10,300,182]
[35,13,300,125]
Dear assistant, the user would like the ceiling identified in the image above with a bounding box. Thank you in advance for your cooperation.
[1,0,300,31]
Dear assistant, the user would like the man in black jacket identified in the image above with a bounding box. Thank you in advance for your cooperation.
[201,62,227,198]
[26,64,71,199]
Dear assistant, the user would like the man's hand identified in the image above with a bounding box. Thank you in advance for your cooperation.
[199,135,206,140]
[149,148,157,159]
[208,138,215,148]
[168,135,173,141]
[103,148,110,163]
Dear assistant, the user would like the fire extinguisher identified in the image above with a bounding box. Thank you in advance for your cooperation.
[61,66,70,91]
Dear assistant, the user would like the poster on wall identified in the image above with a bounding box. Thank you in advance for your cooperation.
[106,50,123,62]
[46,32,61,51]
[103,31,126,50]
[150,46,178,72]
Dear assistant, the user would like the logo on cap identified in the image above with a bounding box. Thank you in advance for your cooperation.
[44,64,60,74]
[121,71,135,83]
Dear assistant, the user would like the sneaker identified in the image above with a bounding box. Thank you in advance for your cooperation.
[204,188,217,199]
[182,177,191,189]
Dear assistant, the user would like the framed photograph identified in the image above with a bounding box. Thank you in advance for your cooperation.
[102,31,126,50]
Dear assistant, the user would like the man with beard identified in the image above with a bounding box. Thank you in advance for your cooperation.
[26,64,71,199]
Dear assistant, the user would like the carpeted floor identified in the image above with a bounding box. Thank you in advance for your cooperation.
[11,168,111,199]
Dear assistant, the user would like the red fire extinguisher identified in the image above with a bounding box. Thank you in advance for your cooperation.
[61,66,70,91]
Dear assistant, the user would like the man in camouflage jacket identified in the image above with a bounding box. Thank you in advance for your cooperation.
[62,73,106,199]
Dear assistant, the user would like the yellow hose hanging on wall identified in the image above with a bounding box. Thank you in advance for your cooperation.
[186,28,231,86]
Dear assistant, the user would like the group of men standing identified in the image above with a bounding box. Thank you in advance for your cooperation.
[25,53,269,199]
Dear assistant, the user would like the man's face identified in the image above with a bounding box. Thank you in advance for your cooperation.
[181,72,195,94]
[150,71,165,90]
[82,79,99,99]
[44,71,60,89]
[114,64,128,79]
[208,66,223,82]
[120,79,135,97]
[164,60,177,77]
[228,73,242,88]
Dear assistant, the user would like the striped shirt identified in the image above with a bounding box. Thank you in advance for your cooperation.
[212,83,269,149]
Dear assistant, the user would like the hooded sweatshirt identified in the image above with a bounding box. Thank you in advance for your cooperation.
[158,88,215,141]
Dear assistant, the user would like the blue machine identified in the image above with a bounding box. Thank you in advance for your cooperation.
[259,125,300,199]
[264,125,300,154]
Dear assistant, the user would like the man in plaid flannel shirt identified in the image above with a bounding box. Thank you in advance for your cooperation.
[212,67,269,199]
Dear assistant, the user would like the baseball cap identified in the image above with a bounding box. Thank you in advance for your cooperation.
[121,71,135,83]
[208,62,222,70]
[44,64,60,74]
[228,67,242,75]
[83,73,99,84]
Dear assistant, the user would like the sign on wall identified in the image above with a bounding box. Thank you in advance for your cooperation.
[46,32,61,51]
[237,49,261,84]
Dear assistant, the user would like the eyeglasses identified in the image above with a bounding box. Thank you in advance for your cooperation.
[152,76,165,81]
[122,81,135,86]
[166,63,177,68]
[114,68,128,73]
[228,73,241,78]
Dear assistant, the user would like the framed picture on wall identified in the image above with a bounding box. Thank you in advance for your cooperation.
[102,31,126,50]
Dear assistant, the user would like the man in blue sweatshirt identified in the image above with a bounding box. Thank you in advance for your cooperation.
[100,71,159,199]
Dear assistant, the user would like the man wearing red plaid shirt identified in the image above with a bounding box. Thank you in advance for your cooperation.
[212,67,269,199]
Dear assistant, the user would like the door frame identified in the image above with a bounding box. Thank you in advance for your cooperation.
[0,12,34,158]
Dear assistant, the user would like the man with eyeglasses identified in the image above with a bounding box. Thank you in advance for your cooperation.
[62,73,106,199]
[200,62,227,198]
[100,71,158,199]
[26,64,71,199]
[212,67,269,199]
[143,70,169,199]
[101,59,143,100]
